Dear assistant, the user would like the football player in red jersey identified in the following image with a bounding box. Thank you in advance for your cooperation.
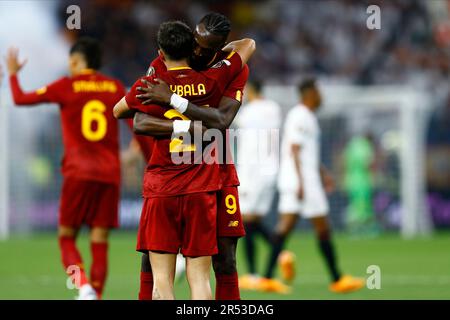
[134,13,250,301]
[114,20,254,299]
[5,38,150,300]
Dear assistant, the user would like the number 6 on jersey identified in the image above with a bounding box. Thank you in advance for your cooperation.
[82,100,108,141]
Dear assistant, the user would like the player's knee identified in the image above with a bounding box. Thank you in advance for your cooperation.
[213,253,236,275]
[213,238,237,275]
[58,226,77,238]
[90,227,109,243]
[276,217,297,237]
[316,228,331,241]
[141,253,152,273]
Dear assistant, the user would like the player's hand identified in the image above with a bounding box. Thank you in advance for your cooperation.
[136,78,172,106]
[5,47,27,75]
[297,185,304,200]
[323,172,335,194]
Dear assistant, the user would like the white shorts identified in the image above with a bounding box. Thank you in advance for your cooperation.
[239,179,276,216]
[278,179,329,219]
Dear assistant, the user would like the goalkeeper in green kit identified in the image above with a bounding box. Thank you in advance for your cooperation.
[344,134,378,236]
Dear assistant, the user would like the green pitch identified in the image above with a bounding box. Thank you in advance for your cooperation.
[0,231,449,300]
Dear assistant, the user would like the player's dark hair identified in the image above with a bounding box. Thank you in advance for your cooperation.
[299,78,317,95]
[199,12,231,39]
[250,80,263,94]
[157,21,194,60]
[70,37,102,70]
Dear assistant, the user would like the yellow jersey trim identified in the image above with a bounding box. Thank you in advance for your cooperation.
[226,51,236,59]
[168,66,192,71]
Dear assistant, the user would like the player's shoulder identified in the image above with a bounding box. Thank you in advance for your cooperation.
[293,104,314,117]
[287,104,305,117]
[265,99,281,110]
[286,104,313,125]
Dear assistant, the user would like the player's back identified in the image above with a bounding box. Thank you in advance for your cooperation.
[58,70,124,184]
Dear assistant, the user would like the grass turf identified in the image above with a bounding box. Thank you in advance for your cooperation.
[0,231,449,300]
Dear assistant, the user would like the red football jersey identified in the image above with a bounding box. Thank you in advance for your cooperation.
[149,52,250,187]
[10,70,124,184]
[127,52,243,197]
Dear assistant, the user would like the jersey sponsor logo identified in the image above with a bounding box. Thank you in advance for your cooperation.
[72,80,117,93]
[169,84,206,97]
[228,221,239,227]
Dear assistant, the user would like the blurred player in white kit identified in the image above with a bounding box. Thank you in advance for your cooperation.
[262,78,364,294]
[235,81,281,289]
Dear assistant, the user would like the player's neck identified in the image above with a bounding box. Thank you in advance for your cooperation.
[164,59,190,71]
[72,68,96,76]
[301,101,315,112]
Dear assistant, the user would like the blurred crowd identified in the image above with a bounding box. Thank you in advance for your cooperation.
[56,0,450,94]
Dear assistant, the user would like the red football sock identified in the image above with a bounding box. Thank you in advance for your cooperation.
[215,272,240,300]
[139,271,154,300]
[58,236,89,288]
[90,242,108,298]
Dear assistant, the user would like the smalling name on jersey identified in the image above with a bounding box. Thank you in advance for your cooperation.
[72,80,118,93]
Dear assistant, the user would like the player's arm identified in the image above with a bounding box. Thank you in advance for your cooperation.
[133,112,206,137]
[0,64,3,86]
[291,144,304,200]
[137,78,242,130]
[6,47,61,106]
[136,62,249,131]
[221,38,256,67]
[320,164,335,193]
[113,97,135,119]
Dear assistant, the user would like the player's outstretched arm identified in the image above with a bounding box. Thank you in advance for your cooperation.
[137,79,242,131]
[113,97,135,119]
[6,47,57,106]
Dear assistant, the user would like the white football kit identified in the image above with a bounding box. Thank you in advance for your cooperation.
[236,98,281,215]
[277,104,329,218]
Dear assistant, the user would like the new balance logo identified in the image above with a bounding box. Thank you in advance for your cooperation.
[228,221,239,227]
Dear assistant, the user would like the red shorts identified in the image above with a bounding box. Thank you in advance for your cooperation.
[136,192,218,257]
[59,178,119,229]
[217,186,246,238]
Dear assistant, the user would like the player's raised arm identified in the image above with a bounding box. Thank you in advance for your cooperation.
[6,47,63,106]
[221,38,256,67]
